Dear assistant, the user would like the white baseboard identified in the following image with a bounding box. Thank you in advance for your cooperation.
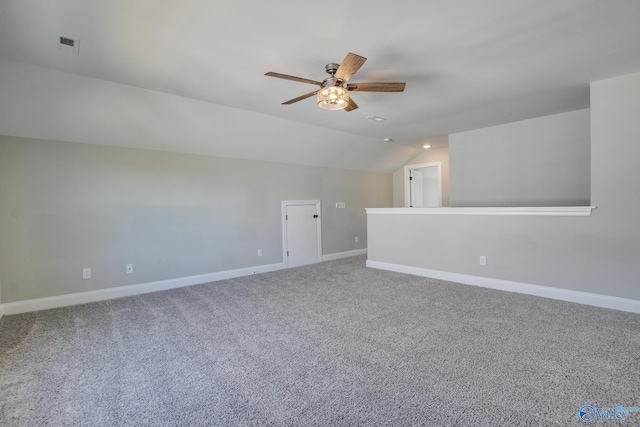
[1,262,286,316]
[366,260,640,314]
[322,248,367,262]
[0,251,369,316]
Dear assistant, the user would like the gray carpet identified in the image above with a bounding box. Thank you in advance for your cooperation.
[1,256,639,426]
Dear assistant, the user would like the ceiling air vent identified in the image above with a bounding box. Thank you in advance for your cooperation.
[58,35,80,55]
[59,36,74,47]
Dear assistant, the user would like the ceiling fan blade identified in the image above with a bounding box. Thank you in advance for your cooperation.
[345,82,406,92]
[344,97,359,112]
[282,91,318,105]
[335,53,367,82]
[265,72,323,86]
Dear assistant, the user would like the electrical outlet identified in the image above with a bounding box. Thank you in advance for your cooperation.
[479,256,487,266]
[82,268,91,279]
[257,249,262,257]
[126,264,133,274]
[355,236,359,243]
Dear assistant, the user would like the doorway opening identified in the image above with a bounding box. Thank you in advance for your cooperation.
[403,162,442,207]
[281,200,322,268]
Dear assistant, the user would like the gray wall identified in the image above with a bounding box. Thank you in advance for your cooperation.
[397,145,450,207]
[449,109,590,207]
[368,72,640,301]
[0,59,420,173]
[0,136,392,303]
[588,72,640,295]
[392,168,404,208]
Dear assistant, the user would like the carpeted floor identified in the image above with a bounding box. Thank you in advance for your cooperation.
[1,255,639,426]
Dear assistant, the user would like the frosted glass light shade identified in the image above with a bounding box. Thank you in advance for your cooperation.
[317,86,349,110]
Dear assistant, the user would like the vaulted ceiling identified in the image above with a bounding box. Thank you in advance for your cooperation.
[1,0,640,172]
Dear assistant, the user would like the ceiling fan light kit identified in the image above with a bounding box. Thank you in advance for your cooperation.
[265,52,405,112]
[317,86,349,110]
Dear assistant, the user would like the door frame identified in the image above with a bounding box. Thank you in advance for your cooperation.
[403,162,442,207]
[281,200,322,268]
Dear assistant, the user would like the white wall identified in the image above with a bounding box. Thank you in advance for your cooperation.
[449,109,590,206]
[0,136,392,304]
[368,72,640,302]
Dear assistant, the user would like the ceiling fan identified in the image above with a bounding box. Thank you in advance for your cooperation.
[265,52,406,112]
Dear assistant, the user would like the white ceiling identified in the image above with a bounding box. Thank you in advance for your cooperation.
[1,0,640,171]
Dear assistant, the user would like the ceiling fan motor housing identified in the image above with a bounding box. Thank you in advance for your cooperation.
[325,63,340,76]
[323,63,343,88]
[321,76,339,88]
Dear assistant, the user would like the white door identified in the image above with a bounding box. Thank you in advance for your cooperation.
[410,169,423,207]
[404,162,442,207]
[420,166,440,207]
[283,201,321,268]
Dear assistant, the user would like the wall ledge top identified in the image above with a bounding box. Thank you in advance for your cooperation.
[365,206,596,216]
